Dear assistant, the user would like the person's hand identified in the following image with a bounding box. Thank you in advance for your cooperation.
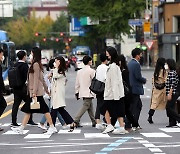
[32,93,36,98]
[48,73,53,79]
[167,94,172,101]
[46,91,50,96]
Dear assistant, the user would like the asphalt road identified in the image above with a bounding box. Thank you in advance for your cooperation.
[0,67,180,154]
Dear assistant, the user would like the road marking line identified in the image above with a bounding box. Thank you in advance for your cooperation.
[84,133,110,138]
[3,130,29,135]
[159,128,180,133]
[0,103,24,119]
[149,148,162,152]
[96,137,132,153]
[24,134,51,139]
[7,101,14,106]
[49,150,90,153]
[141,132,171,138]
[134,136,165,154]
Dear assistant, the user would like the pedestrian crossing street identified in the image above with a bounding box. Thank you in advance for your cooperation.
[1,122,180,139]
[1,122,180,154]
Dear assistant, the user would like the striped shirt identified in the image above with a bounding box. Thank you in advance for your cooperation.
[166,70,179,95]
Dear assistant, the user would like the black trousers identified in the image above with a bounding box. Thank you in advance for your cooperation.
[166,93,180,125]
[125,95,139,127]
[0,93,7,117]
[51,107,74,126]
[12,87,33,124]
[95,94,104,119]
[130,94,142,127]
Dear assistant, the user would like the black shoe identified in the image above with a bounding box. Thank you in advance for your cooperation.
[74,122,83,128]
[147,117,154,124]
[0,127,4,131]
[11,123,20,127]
[92,123,96,127]
[166,124,177,128]
[69,123,75,132]
[27,121,38,126]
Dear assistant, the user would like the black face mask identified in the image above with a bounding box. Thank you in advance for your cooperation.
[107,57,111,61]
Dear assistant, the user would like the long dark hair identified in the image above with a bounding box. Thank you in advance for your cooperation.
[106,46,119,65]
[154,58,166,81]
[55,56,66,76]
[29,47,43,73]
[118,54,128,70]
[166,59,177,71]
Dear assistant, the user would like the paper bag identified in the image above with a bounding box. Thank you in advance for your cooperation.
[30,97,40,109]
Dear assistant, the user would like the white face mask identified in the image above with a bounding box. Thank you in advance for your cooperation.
[53,62,56,68]
[29,54,33,62]
[164,64,168,70]
[2,56,5,62]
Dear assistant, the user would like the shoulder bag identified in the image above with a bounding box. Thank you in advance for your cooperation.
[89,74,105,95]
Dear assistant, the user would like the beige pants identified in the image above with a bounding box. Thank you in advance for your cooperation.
[74,98,96,124]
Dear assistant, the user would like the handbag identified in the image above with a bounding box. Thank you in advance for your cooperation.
[123,81,130,95]
[154,82,165,90]
[122,69,130,95]
[89,74,105,95]
[30,97,40,109]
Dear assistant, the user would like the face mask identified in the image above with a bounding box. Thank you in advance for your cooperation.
[53,62,56,68]
[29,54,33,61]
[164,64,168,70]
[1,56,4,62]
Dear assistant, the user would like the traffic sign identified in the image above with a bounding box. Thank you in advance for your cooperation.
[145,40,154,50]
[128,19,143,26]
[143,21,150,33]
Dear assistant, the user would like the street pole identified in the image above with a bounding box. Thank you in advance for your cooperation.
[145,0,150,68]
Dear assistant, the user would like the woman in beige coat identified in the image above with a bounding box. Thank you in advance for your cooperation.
[148,58,167,124]
[11,47,57,135]
[51,56,75,132]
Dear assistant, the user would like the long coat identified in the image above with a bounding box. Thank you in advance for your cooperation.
[150,69,167,110]
[51,68,66,109]
[28,62,48,97]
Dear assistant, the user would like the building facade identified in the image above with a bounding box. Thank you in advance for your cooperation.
[28,0,68,21]
[158,1,180,62]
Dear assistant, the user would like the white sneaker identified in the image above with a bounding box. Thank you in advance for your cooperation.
[112,128,129,135]
[102,124,114,134]
[96,124,105,130]
[11,126,23,135]
[176,123,180,127]
[44,127,57,135]
[38,123,47,130]
[62,125,70,130]
[132,126,142,131]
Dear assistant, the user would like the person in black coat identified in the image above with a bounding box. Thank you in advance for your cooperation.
[0,48,7,131]
[11,50,37,126]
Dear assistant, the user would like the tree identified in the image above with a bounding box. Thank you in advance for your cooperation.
[69,0,145,37]
[3,13,54,50]
[68,0,145,52]
[0,7,28,28]
[50,14,69,53]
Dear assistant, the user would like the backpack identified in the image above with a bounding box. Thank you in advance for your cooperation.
[8,63,24,88]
